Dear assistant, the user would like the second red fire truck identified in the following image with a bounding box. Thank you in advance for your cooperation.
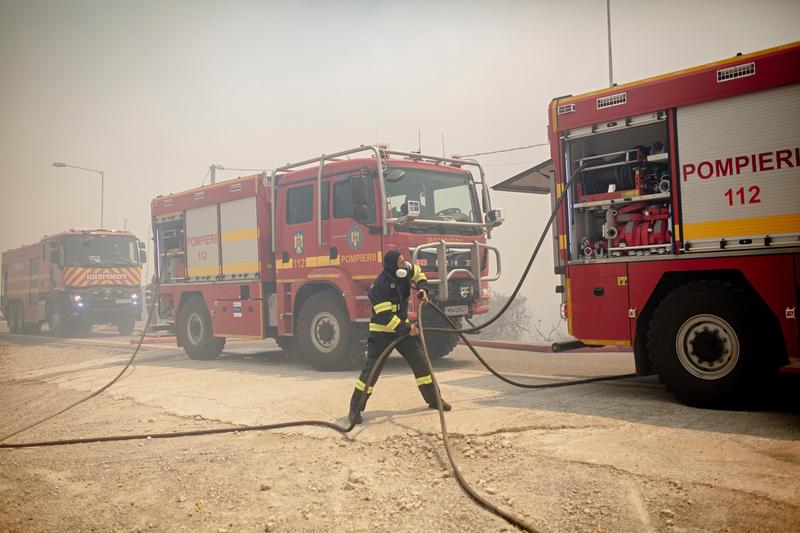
[2,229,146,336]
[152,146,504,370]
[496,41,799,407]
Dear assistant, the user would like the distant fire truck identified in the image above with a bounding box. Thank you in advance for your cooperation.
[2,230,147,336]
[496,42,799,406]
[151,146,504,370]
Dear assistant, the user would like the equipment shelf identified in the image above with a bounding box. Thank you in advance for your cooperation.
[574,191,671,209]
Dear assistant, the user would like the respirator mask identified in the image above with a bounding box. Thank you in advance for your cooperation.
[395,262,412,279]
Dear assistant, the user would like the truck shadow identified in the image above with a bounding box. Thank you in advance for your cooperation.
[446,372,800,441]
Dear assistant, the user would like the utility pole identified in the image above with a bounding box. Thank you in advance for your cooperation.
[607,0,614,87]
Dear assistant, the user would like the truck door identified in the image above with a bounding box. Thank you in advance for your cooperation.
[279,183,318,272]
[326,172,382,284]
[567,262,631,346]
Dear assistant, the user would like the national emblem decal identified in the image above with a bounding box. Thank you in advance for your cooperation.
[293,231,304,255]
[347,226,364,250]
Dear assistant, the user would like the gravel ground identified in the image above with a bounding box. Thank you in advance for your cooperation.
[1,338,799,532]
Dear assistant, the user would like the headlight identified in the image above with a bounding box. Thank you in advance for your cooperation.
[131,293,139,299]
[72,294,82,302]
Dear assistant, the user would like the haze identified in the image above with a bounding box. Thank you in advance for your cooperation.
[2,0,798,334]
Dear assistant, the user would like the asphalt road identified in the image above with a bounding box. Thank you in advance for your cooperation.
[0,321,635,381]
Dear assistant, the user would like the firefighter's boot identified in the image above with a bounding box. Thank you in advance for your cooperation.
[348,409,363,425]
[427,399,452,411]
[348,379,373,422]
[416,376,452,411]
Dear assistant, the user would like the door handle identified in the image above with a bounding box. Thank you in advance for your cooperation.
[593,287,604,296]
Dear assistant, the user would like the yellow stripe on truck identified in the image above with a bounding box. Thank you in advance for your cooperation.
[222,262,260,275]
[187,265,220,276]
[221,228,258,243]
[683,213,800,240]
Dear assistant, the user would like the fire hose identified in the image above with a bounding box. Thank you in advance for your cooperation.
[0,162,636,532]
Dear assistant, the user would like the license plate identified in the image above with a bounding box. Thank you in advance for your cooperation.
[115,298,132,304]
[444,305,468,316]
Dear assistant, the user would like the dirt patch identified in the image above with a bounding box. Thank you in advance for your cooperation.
[1,341,799,532]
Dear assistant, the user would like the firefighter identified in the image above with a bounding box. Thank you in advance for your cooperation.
[348,250,452,425]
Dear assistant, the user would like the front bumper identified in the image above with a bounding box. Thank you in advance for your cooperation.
[67,286,143,323]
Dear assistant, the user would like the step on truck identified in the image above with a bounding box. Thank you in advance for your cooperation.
[2,229,147,336]
[495,42,800,407]
[151,145,504,370]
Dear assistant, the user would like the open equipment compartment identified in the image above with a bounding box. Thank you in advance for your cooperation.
[562,112,674,261]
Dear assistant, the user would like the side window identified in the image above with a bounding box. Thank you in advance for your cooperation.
[321,181,330,220]
[29,258,38,303]
[286,185,313,224]
[334,178,375,223]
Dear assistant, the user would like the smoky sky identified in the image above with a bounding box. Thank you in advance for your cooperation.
[1,0,798,331]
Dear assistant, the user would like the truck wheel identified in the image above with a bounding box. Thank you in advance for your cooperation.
[419,313,461,360]
[177,297,225,360]
[424,331,460,360]
[8,303,22,333]
[296,291,366,371]
[48,305,71,337]
[117,316,136,336]
[276,336,296,356]
[647,280,766,408]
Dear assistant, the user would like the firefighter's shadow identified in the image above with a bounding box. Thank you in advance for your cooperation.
[443,372,800,440]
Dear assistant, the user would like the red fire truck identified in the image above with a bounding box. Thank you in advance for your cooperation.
[496,42,800,407]
[151,146,504,370]
[2,230,147,336]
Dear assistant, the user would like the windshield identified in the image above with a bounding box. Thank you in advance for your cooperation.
[384,168,481,235]
[64,235,139,267]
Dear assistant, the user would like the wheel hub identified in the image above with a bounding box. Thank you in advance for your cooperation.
[187,312,204,345]
[676,314,739,380]
[311,312,340,354]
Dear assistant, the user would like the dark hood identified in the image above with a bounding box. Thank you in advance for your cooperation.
[382,250,402,279]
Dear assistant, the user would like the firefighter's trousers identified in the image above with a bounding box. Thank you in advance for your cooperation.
[348,333,437,414]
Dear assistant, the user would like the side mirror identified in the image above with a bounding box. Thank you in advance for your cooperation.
[139,250,147,263]
[350,175,369,206]
[138,240,146,249]
[486,208,505,227]
[353,205,369,223]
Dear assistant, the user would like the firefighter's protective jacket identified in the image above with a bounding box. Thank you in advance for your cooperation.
[368,259,428,334]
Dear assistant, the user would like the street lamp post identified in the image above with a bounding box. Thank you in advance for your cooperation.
[52,162,105,229]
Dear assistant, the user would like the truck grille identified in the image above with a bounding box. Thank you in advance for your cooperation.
[415,250,473,272]
[89,288,132,309]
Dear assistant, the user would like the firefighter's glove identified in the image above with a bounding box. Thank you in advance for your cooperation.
[417,288,429,303]
[409,323,420,337]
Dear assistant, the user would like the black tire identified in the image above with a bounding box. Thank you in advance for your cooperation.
[646,280,771,408]
[425,331,460,360]
[419,312,461,360]
[276,336,296,355]
[117,316,136,336]
[177,297,225,360]
[296,291,366,371]
[8,302,22,333]
[48,304,72,337]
